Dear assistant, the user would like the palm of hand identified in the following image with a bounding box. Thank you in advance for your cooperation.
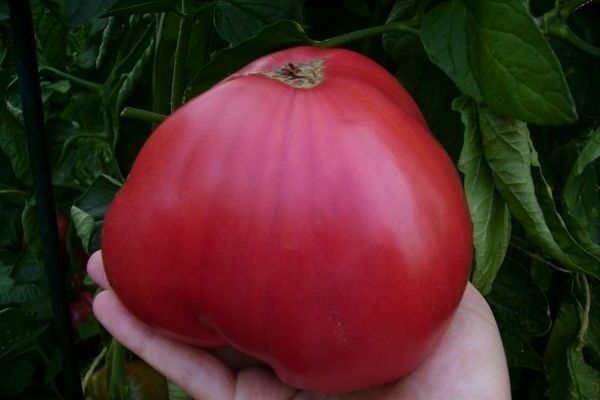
[88,251,510,400]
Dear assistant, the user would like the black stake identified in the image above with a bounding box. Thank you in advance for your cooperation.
[8,1,84,399]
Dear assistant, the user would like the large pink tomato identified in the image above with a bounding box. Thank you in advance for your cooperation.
[102,46,472,393]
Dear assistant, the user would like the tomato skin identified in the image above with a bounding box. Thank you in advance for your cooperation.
[102,46,472,393]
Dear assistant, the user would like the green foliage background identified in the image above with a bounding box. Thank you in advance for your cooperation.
[0,0,599,398]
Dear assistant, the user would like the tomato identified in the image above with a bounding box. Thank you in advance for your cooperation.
[102,46,472,393]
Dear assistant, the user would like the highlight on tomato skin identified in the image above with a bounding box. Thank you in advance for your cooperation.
[102,46,473,394]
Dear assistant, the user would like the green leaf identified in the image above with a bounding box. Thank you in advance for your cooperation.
[382,0,422,64]
[488,257,551,336]
[77,317,100,339]
[545,277,600,399]
[34,5,69,67]
[72,175,121,252]
[21,198,43,264]
[62,0,117,26]
[0,359,34,396]
[168,382,193,400]
[0,250,47,306]
[73,174,121,220]
[0,262,14,288]
[70,207,96,253]
[53,135,120,189]
[0,281,47,306]
[115,37,155,114]
[0,106,31,185]
[12,249,45,283]
[478,106,600,278]
[185,20,309,99]
[396,58,465,161]
[496,316,544,370]
[421,0,577,125]
[488,257,549,369]
[454,96,511,294]
[44,348,62,384]
[0,308,47,359]
[383,4,465,160]
[563,128,600,255]
[102,0,175,16]
[213,0,304,45]
[0,207,22,247]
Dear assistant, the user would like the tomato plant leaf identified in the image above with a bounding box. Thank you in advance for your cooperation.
[168,382,193,400]
[545,278,600,400]
[0,207,22,247]
[496,316,544,370]
[213,0,304,45]
[563,128,600,256]
[12,250,45,283]
[487,257,551,337]
[478,106,600,277]
[421,0,577,125]
[102,0,175,16]
[0,109,31,185]
[61,0,116,26]
[72,175,121,252]
[420,1,481,101]
[73,175,121,220]
[0,308,47,360]
[488,257,550,369]
[396,58,464,161]
[383,0,465,158]
[0,283,47,306]
[184,20,309,99]
[552,39,600,121]
[381,0,420,64]
[0,359,35,396]
[33,5,69,67]
[115,37,155,115]
[53,136,120,190]
[70,206,95,254]
[454,96,511,295]
[21,198,43,264]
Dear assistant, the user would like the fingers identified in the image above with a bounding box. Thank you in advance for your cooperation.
[93,290,236,400]
[87,251,109,289]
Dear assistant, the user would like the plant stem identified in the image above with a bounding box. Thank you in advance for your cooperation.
[313,21,420,49]
[542,0,600,57]
[153,13,168,116]
[81,346,107,392]
[108,340,130,400]
[575,274,591,348]
[171,0,193,111]
[362,0,389,55]
[121,106,167,123]
[509,242,572,273]
[39,66,102,91]
[563,27,600,57]
[559,0,596,17]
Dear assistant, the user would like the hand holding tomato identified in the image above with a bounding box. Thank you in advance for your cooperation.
[88,251,510,400]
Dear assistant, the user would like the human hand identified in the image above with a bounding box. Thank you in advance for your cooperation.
[88,251,511,399]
